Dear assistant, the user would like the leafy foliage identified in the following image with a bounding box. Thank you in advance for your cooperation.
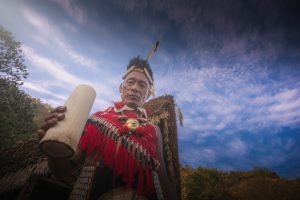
[0,26,28,86]
[181,166,300,200]
[182,167,231,200]
[0,27,52,148]
[31,98,52,128]
[0,80,52,148]
[0,79,36,148]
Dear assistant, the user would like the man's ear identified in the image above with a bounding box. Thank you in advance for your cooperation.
[119,83,123,93]
[146,88,151,99]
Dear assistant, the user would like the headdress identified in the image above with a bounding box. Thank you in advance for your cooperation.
[122,41,160,97]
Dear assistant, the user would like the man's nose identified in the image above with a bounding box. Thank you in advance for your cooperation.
[130,83,139,92]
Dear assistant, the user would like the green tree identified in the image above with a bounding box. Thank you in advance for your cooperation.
[0,27,36,148]
[185,167,231,200]
[0,79,37,148]
[31,97,52,127]
[0,26,28,86]
[181,166,300,200]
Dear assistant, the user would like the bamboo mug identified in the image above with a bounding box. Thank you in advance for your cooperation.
[39,84,96,158]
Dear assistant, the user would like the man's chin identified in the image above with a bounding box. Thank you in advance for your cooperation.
[125,100,141,108]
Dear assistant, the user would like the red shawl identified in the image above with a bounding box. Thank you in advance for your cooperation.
[79,103,160,197]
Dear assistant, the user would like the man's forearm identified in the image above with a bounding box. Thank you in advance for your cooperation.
[48,148,85,181]
[48,157,77,180]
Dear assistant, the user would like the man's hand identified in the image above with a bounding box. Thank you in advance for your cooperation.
[37,106,67,140]
[37,105,85,181]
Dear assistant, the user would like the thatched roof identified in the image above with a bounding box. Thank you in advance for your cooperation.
[0,139,48,193]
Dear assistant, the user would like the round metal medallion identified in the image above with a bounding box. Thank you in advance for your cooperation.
[125,118,140,131]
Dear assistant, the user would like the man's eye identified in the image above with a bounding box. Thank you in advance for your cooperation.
[139,83,146,88]
[126,80,134,84]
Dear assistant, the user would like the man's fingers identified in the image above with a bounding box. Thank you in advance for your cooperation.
[44,113,65,122]
[40,107,65,136]
[56,113,65,120]
[41,118,58,131]
[51,106,67,113]
[37,129,46,140]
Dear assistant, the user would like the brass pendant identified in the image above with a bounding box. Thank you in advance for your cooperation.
[125,118,140,132]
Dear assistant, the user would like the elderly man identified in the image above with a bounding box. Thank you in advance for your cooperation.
[38,57,177,200]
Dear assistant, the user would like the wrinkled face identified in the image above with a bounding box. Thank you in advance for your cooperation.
[120,70,150,108]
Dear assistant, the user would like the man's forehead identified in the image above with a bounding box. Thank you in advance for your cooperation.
[123,63,154,86]
[124,69,149,83]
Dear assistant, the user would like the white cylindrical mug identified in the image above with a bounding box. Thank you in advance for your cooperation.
[39,84,96,158]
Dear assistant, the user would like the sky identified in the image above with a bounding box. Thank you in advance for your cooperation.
[1,0,300,178]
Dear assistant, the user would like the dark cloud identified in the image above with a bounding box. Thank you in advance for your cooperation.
[90,0,300,69]
[148,0,300,44]
[51,0,300,50]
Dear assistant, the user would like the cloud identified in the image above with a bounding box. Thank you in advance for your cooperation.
[270,137,295,152]
[156,63,300,140]
[117,0,300,73]
[22,7,97,71]
[270,97,300,112]
[22,45,90,86]
[274,89,299,102]
[256,151,289,167]
[22,81,66,100]
[179,131,299,172]
[50,0,86,24]
[227,139,249,157]
[174,75,299,173]
[57,41,98,69]
[111,0,148,12]
[180,148,217,167]
[21,45,119,109]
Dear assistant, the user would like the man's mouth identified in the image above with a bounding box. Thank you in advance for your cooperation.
[127,94,140,100]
